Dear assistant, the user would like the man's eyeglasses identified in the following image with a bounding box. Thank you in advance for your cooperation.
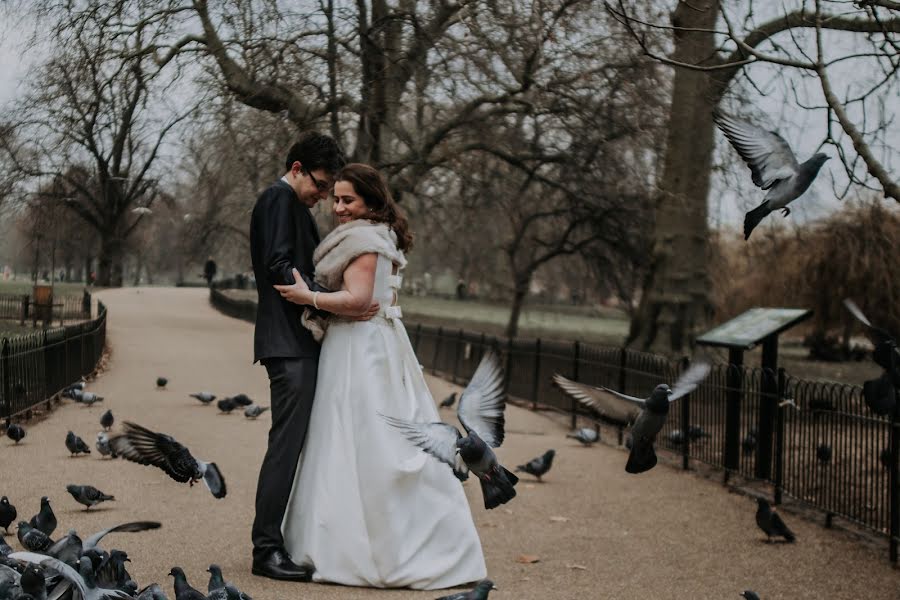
[305,169,330,194]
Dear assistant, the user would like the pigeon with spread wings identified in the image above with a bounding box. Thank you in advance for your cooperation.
[553,361,711,474]
[108,421,226,499]
[381,350,518,509]
[844,299,900,415]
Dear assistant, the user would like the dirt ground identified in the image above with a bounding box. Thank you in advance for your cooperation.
[1,286,899,600]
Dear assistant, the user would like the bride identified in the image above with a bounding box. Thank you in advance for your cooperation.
[273,162,487,590]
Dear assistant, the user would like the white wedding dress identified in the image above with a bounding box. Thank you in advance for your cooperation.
[282,253,487,590]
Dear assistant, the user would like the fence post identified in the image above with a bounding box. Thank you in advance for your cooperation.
[757,335,779,480]
[413,324,422,353]
[680,356,691,471]
[20,295,28,326]
[452,329,463,384]
[890,387,900,564]
[431,326,443,375]
[571,341,580,430]
[617,348,628,445]
[774,368,786,505]
[724,348,744,483]
[531,338,542,410]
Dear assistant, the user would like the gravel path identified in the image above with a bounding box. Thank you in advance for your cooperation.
[2,287,898,599]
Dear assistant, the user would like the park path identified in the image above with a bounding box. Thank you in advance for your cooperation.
[2,286,899,599]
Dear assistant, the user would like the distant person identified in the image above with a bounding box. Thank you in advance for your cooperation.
[204,257,217,287]
[456,278,466,300]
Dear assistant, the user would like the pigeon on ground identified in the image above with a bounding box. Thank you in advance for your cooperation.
[28,497,56,536]
[96,432,116,458]
[439,393,457,409]
[95,549,132,590]
[435,579,497,600]
[6,424,25,445]
[230,394,253,407]
[755,498,796,543]
[688,425,711,440]
[243,405,269,419]
[666,430,685,445]
[0,537,12,557]
[381,350,518,509]
[516,449,555,482]
[8,553,131,600]
[742,433,757,456]
[844,299,900,416]
[108,421,227,499]
[17,563,44,599]
[65,431,91,457]
[16,522,52,552]
[206,565,250,600]
[137,582,169,600]
[156,377,168,389]
[168,567,206,600]
[189,392,215,405]
[0,497,15,534]
[713,110,830,240]
[556,361,711,473]
[566,427,599,446]
[79,392,104,406]
[216,399,237,414]
[100,410,114,431]
[816,444,832,465]
[66,485,115,511]
[62,381,85,398]
[46,528,82,566]
[0,580,21,600]
[740,592,761,600]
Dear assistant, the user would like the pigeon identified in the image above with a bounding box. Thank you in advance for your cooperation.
[435,579,497,600]
[6,424,25,445]
[96,432,116,458]
[816,444,832,465]
[381,350,519,509]
[741,592,761,600]
[82,521,161,551]
[666,429,685,445]
[844,299,900,415]
[66,485,115,511]
[555,361,711,473]
[137,583,169,600]
[95,550,132,590]
[0,497,15,534]
[0,580,21,600]
[243,405,269,419]
[755,498,796,542]
[17,563,45,599]
[688,425,711,440]
[8,553,131,600]
[713,110,830,240]
[100,410,114,431]
[566,427,599,446]
[29,497,56,536]
[189,392,215,405]
[742,433,757,456]
[0,537,12,557]
[216,398,237,414]
[63,381,86,398]
[16,522,52,552]
[66,431,91,456]
[156,377,168,389]
[230,394,253,407]
[516,449,555,482]
[168,567,206,600]
[79,392,104,406]
[206,565,250,600]
[108,421,227,498]
[46,528,82,566]
[439,393,457,409]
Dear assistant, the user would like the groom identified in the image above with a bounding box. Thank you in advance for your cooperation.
[249,132,345,581]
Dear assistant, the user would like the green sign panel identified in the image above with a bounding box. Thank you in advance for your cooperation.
[696,308,812,350]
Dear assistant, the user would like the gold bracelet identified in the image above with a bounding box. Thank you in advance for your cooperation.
[313,291,320,310]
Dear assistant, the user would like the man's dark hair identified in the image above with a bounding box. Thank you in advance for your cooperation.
[284,131,346,175]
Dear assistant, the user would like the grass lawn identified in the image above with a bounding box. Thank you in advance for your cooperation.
[0,280,92,296]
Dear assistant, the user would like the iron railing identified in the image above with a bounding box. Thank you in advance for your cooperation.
[1,301,107,422]
[0,291,92,325]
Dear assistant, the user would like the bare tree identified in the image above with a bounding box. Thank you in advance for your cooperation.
[608,0,900,355]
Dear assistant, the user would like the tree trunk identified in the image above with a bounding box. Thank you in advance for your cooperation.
[627,1,721,356]
[97,236,123,287]
[506,286,528,339]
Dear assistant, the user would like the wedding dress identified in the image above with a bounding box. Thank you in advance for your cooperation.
[282,253,487,590]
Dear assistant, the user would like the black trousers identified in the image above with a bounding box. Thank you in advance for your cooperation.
[252,356,318,561]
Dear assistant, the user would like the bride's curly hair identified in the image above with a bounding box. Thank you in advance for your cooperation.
[334,163,414,252]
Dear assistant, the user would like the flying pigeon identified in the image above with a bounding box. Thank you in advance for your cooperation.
[16,522,52,552]
[216,398,237,414]
[555,361,711,473]
[66,485,115,511]
[816,443,832,465]
[755,498,796,543]
[844,299,900,415]
[96,432,116,458]
[381,350,518,509]
[439,393,457,409]
[100,410,114,431]
[108,421,227,498]
[8,553,132,600]
[0,497,15,534]
[435,579,497,600]
[516,449,555,482]
[230,394,253,407]
[713,110,830,240]
[243,405,269,419]
[6,424,25,444]
[28,497,56,536]
[566,427,599,446]
[66,431,91,456]
[189,392,215,405]
[169,567,206,600]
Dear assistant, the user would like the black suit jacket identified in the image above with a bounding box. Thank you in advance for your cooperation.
[250,179,322,362]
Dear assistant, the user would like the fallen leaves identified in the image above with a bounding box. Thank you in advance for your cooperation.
[516,554,541,564]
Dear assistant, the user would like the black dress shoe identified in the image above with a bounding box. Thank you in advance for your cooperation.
[251,548,314,581]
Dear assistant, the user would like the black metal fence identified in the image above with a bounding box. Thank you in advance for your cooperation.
[1,301,108,422]
[0,290,92,325]
[210,288,257,323]
[407,322,900,561]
